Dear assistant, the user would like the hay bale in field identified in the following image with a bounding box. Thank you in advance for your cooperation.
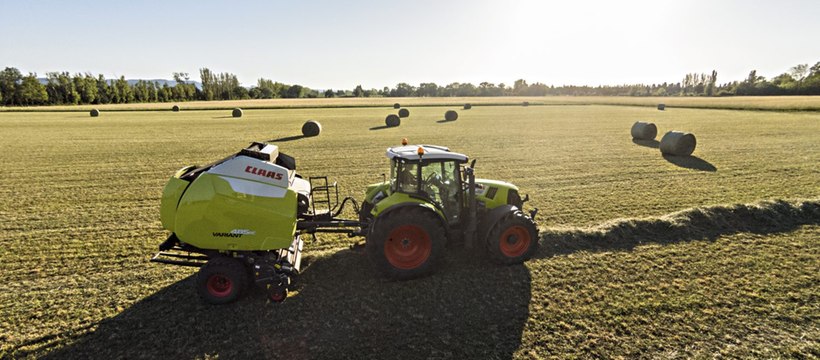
[172,105,180,112]
[393,103,401,109]
[657,103,666,111]
[398,108,410,118]
[445,110,458,121]
[90,109,100,117]
[463,103,472,110]
[522,101,529,107]
[301,120,322,137]
[232,108,243,118]
[630,121,658,140]
[385,114,401,127]
[660,131,697,156]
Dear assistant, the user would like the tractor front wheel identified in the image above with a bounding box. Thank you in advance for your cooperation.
[196,256,248,305]
[367,206,446,280]
[486,209,539,265]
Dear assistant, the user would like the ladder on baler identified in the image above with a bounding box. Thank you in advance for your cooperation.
[309,176,339,220]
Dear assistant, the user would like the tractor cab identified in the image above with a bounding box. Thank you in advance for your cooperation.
[386,145,468,224]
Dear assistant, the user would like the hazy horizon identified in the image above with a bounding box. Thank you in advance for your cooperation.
[1,0,818,90]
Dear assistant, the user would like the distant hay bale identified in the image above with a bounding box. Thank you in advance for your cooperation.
[398,108,410,118]
[630,121,658,140]
[522,101,529,107]
[660,131,697,156]
[463,103,472,110]
[385,114,401,127]
[301,120,322,137]
[90,109,100,117]
[393,103,401,109]
[657,104,666,111]
[445,110,458,121]
[172,105,180,112]
[232,108,243,118]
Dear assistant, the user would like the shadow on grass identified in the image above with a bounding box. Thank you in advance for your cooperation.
[535,199,820,258]
[663,154,717,172]
[369,125,393,130]
[631,139,659,148]
[41,249,531,359]
[266,134,306,142]
[436,118,457,123]
[212,116,237,119]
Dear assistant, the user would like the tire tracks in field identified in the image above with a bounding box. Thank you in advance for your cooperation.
[536,198,820,257]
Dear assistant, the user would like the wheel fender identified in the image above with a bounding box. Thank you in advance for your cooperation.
[479,204,519,241]
[369,202,445,235]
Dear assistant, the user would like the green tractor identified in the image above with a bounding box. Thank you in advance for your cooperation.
[360,143,539,279]
[152,141,537,304]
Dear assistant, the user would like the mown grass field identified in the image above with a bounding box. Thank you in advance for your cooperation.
[1,101,818,358]
[3,95,820,112]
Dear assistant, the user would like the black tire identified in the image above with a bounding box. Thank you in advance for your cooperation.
[366,206,446,280]
[485,209,539,265]
[196,256,248,304]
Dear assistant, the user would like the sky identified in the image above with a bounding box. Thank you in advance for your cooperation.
[1,0,818,89]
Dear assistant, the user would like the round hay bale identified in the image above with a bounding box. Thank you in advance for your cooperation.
[232,108,243,118]
[657,103,666,111]
[90,109,100,117]
[630,121,658,140]
[398,108,410,118]
[385,114,401,127]
[301,120,322,137]
[522,101,529,107]
[660,131,697,156]
[172,105,180,112]
[393,103,401,109]
[445,110,458,121]
[463,103,472,110]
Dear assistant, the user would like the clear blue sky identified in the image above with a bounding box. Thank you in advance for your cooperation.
[1,0,818,89]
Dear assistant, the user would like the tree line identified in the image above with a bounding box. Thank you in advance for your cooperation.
[1,61,818,106]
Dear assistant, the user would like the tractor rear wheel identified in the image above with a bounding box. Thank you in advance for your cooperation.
[367,206,446,280]
[486,209,539,265]
[196,256,248,304]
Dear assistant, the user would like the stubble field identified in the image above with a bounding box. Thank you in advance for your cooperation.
[1,100,818,358]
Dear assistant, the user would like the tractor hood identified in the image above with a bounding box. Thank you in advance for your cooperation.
[475,178,518,191]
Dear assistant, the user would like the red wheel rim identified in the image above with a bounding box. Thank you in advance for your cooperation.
[499,225,531,258]
[384,225,432,270]
[270,290,287,302]
[206,274,233,297]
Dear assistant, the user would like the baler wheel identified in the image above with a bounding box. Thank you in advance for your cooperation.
[485,209,539,265]
[196,257,248,305]
[366,206,446,280]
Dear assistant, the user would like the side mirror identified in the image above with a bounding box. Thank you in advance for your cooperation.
[470,159,477,169]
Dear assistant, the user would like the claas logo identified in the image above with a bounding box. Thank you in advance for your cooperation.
[245,166,284,180]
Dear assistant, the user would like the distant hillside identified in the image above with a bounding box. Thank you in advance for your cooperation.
[37,78,203,90]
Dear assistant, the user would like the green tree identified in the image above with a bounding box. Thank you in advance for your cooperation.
[18,73,48,105]
[353,85,364,97]
[324,89,335,98]
[0,67,22,105]
[790,64,808,92]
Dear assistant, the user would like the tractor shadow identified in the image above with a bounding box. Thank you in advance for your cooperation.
[266,134,306,142]
[631,139,659,148]
[663,154,717,172]
[44,249,531,359]
[534,199,820,259]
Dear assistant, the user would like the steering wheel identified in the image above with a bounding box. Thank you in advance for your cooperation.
[425,172,441,185]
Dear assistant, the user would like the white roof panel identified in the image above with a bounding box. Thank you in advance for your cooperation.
[386,145,468,161]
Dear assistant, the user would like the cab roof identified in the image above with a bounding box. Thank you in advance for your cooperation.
[386,145,468,162]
